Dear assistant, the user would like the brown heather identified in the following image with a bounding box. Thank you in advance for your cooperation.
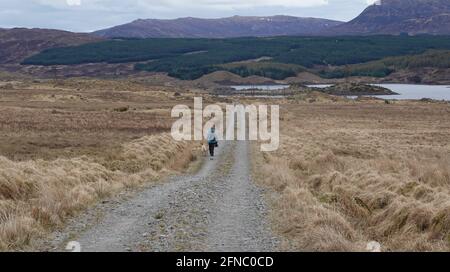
[253,94,450,251]
[0,79,198,250]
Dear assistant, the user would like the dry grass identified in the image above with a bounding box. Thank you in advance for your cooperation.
[0,78,200,161]
[0,134,195,250]
[253,95,450,251]
[0,79,199,250]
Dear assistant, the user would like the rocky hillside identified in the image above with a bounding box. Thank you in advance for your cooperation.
[331,0,450,35]
[0,28,102,64]
[93,16,343,38]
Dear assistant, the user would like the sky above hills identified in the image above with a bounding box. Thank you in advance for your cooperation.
[0,0,377,32]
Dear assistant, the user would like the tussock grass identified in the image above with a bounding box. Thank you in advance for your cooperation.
[0,134,193,250]
[254,100,450,251]
[0,79,203,250]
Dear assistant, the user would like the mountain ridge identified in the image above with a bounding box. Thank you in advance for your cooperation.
[93,15,343,38]
[330,0,450,35]
[0,28,102,64]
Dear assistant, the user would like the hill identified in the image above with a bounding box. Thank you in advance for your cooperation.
[194,71,276,86]
[320,50,450,79]
[0,28,102,64]
[23,36,450,80]
[331,0,450,35]
[93,16,343,38]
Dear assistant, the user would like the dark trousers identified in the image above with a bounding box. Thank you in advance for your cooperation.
[209,143,215,157]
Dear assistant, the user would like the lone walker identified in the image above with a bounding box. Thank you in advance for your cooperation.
[207,125,218,159]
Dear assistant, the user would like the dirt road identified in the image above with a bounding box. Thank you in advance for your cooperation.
[38,141,278,252]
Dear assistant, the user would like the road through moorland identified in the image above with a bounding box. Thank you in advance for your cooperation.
[38,141,278,252]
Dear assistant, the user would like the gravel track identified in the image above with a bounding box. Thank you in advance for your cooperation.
[38,141,278,252]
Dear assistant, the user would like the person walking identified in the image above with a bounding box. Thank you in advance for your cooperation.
[207,125,218,159]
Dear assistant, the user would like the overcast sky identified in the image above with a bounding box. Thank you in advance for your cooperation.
[0,0,377,32]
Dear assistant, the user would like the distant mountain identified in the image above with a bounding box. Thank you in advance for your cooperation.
[0,28,102,64]
[331,0,450,35]
[93,16,343,38]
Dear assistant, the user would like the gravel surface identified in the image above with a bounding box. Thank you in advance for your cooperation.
[36,141,278,252]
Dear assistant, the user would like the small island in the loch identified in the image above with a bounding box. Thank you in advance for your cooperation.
[312,83,399,96]
[212,82,399,97]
